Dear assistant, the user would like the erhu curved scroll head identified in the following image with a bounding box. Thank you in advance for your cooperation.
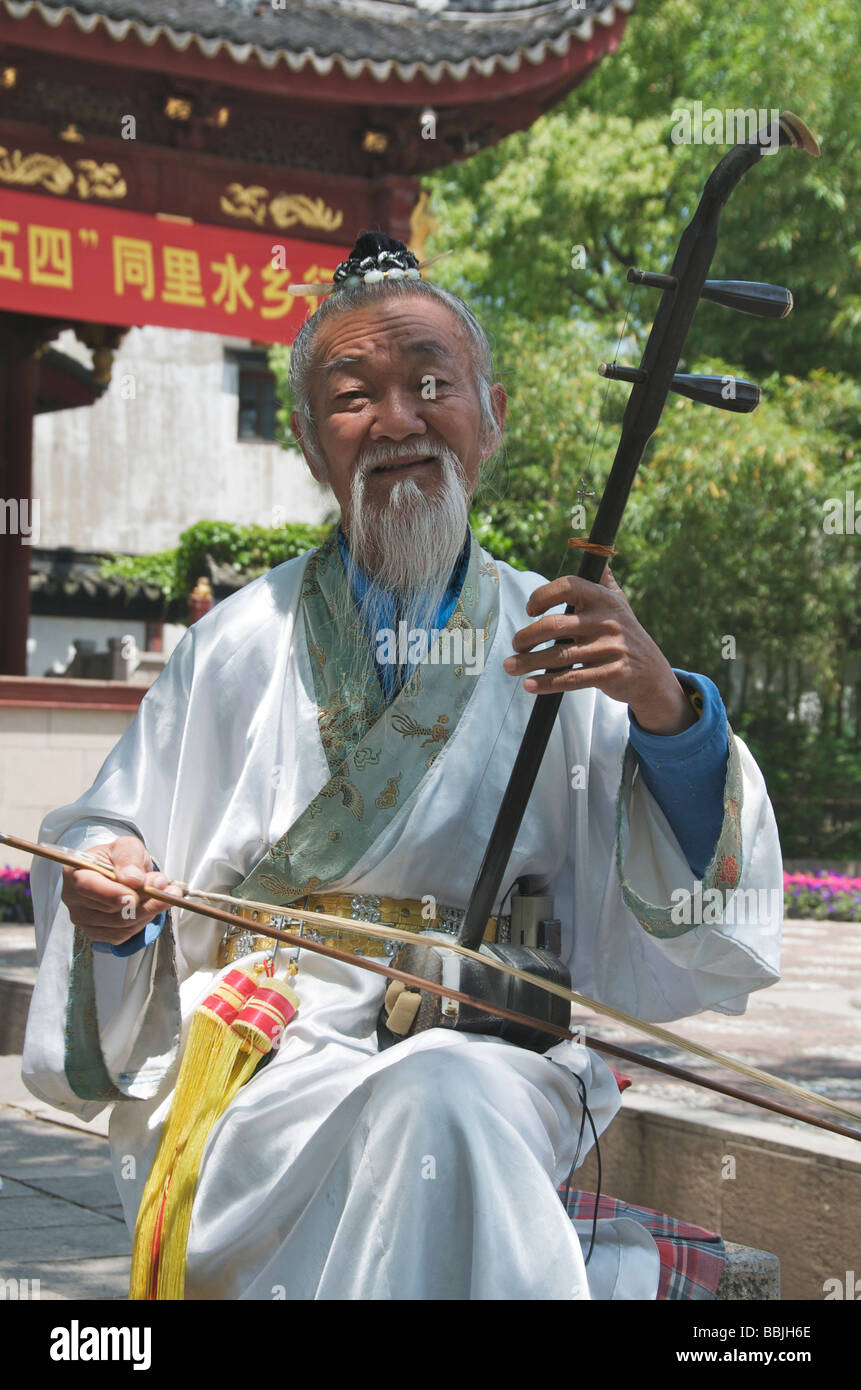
[775,111,821,157]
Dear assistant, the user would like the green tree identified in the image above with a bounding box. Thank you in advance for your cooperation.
[268,0,860,852]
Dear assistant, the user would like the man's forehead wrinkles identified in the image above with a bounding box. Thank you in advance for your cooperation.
[319,340,457,376]
[313,303,468,372]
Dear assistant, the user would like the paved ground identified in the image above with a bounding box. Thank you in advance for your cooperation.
[571,917,861,1135]
[0,925,130,1300]
[0,915,858,1299]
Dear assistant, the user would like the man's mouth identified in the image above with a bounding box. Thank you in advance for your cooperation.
[371,455,438,475]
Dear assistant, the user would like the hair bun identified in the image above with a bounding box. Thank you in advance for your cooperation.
[333,230,421,287]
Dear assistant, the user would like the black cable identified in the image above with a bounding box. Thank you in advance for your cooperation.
[560,1072,602,1268]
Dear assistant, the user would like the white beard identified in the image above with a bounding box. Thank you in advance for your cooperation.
[344,442,471,643]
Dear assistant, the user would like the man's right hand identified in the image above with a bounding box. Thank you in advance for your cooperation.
[61,835,177,946]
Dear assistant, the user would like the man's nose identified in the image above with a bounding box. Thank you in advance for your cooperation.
[368,388,427,439]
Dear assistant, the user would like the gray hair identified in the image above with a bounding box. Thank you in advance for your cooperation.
[287,278,503,476]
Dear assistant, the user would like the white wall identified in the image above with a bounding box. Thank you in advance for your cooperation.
[32,326,334,555]
[0,704,136,869]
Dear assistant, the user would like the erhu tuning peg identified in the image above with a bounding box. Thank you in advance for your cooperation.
[628,267,793,319]
[598,364,761,414]
[701,280,793,318]
[669,373,761,413]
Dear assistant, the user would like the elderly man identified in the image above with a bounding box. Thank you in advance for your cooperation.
[23,232,782,1301]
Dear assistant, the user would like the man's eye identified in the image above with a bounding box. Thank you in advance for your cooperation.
[335,391,366,402]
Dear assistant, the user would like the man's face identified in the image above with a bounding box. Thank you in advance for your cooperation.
[291,296,506,534]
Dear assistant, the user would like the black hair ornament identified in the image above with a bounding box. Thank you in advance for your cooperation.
[288,229,451,298]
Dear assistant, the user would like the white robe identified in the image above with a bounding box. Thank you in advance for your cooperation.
[22,545,783,1300]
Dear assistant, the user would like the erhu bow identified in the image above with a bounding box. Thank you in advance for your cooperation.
[375,111,824,1060]
[3,829,859,1142]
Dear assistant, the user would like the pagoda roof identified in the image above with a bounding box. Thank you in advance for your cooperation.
[5,0,635,83]
[29,548,165,616]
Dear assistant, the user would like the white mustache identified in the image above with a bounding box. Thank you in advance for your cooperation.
[355,440,443,475]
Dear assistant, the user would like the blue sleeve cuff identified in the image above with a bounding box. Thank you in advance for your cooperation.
[91,860,168,957]
[627,670,729,879]
[628,669,728,765]
[92,912,166,957]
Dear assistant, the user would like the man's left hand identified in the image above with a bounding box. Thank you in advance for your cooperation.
[502,568,697,736]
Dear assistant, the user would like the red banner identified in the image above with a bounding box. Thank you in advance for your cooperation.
[0,189,351,344]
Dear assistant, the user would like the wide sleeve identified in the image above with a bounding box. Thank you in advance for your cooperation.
[21,631,197,1119]
[560,689,782,1024]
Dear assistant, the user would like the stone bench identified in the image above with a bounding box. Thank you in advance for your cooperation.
[0,973,32,1055]
[716,1242,780,1299]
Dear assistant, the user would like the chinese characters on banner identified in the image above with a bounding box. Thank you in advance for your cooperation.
[0,188,350,343]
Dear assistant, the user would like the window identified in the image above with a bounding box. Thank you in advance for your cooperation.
[237,355,278,442]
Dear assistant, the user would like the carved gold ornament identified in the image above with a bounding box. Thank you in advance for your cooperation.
[221,184,343,232]
[0,149,127,200]
[75,160,127,200]
[0,148,74,195]
[220,183,269,225]
[269,194,343,232]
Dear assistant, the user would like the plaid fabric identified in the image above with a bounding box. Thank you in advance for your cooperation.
[560,1189,726,1300]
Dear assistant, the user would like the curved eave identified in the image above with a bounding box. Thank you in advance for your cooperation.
[2,0,635,88]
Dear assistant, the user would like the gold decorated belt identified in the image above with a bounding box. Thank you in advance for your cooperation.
[217,892,510,968]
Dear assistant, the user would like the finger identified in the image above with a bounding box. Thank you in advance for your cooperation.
[64,866,136,911]
[523,660,623,696]
[110,836,153,889]
[511,611,582,654]
[525,574,608,618]
[510,610,617,657]
[511,637,622,681]
[136,894,169,918]
[71,896,165,931]
[504,642,584,677]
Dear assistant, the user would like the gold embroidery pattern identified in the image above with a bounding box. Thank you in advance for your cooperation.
[319,686,383,763]
[307,638,326,670]
[390,711,450,748]
[257,873,322,900]
[374,773,402,810]
[318,767,364,822]
[353,746,381,772]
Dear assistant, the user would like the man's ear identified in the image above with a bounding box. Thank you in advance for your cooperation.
[482,382,507,458]
[291,409,326,483]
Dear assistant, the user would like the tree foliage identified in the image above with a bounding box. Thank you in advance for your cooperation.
[268,0,859,852]
[99,519,329,620]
